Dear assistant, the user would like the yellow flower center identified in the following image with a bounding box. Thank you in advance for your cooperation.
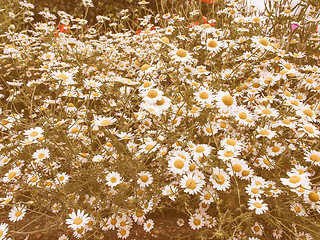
[294,206,301,212]
[258,38,269,46]
[160,37,170,44]
[222,95,234,106]
[15,210,22,217]
[253,226,260,232]
[306,78,313,83]
[260,130,269,135]
[253,202,262,208]
[207,40,218,48]
[195,146,205,153]
[199,92,209,99]
[38,153,45,159]
[30,176,38,182]
[309,192,320,202]
[58,176,65,182]
[304,126,314,134]
[232,164,242,172]
[174,159,184,169]
[176,49,187,58]
[145,144,154,151]
[303,109,313,117]
[193,219,201,226]
[186,179,197,189]
[8,171,17,180]
[141,175,149,183]
[238,112,247,119]
[0,230,3,237]
[263,159,270,165]
[242,170,250,176]
[252,17,261,22]
[110,219,117,225]
[110,177,117,183]
[156,98,165,105]
[141,64,150,71]
[215,174,225,184]
[271,146,280,152]
[224,151,234,157]
[226,138,236,146]
[262,109,271,115]
[101,119,111,126]
[310,154,320,162]
[120,229,127,236]
[74,217,83,225]
[284,63,292,70]
[204,193,211,200]
[189,164,196,171]
[57,73,68,80]
[251,188,259,194]
[289,175,301,184]
[147,90,158,98]
[30,131,39,137]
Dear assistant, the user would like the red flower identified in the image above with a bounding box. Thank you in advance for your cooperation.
[201,0,215,4]
[54,24,69,37]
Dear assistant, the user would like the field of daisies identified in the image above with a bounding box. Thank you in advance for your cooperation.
[0,0,320,239]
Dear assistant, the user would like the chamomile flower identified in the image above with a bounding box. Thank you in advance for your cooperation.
[290,202,307,217]
[220,137,243,151]
[24,127,44,140]
[0,223,8,240]
[251,222,264,235]
[3,167,21,183]
[143,219,154,232]
[298,122,320,138]
[210,168,231,191]
[180,172,205,195]
[137,171,153,187]
[32,148,50,162]
[304,150,320,166]
[66,209,90,231]
[205,38,225,53]
[117,227,130,239]
[303,189,320,209]
[280,170,310,189]
[227,159,249,177]
[191,144,212,158]
[246,184,263,198]
[140,88,164,103]
[8,205,26,222]
[94,116,116,127]
[189,213,205,230]
[200,186,216,204]
[162,184,178,201]
[58,234,69,240]
[106,171,123,187]
[273,229,283,239]
[214,90,237,111]
[194,87,214,105]
[256,126,276,139]
[168,155,190,175]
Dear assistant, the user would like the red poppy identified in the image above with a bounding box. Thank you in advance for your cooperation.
[54,24,69,37]
[201,0,215,4]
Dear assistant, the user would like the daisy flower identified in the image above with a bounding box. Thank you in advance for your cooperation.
[188,213,205,230]
[137,171,153,187]
[9,205,26,222]
[304,150,320,166]
[214,90,237,111]
[32,148,50,162]
[220,137,243,151]
[170,48,193,62]
[290,202,307,217]
[106,172,123,187]
[177,218,184,227]
[194,87,214,105]
[266,143,285,157]
[255,105,279,119]
[298,122,320,138]
[256,126,276,139]
[180,172,205,195]
[58,234,69,240]
[191,144,212,158]
[52,203,62,213]
[0,223,8,240]
[117,227,130,239]
[55,172,69,185]
[251,222,264,235]
[273,229,283,239]
[168,156,190,175]
[246,184,263,198]
[94,116,116,127]
[248,198,268,215]
[303,189,320,209]
[3,167,21,183]
[199,186,216,204]
[24,127,44,141]
[140,88,164,103]
[280,170,310,189]
[217,148,240,162]
[53,70,76,85]
[162,185,178,201]
[205,38,225,53]
[210,168,231,191]
[143,219,154,232]
[66,209,90,231]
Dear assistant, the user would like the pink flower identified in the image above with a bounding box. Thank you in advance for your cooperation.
[291,22,300,32]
